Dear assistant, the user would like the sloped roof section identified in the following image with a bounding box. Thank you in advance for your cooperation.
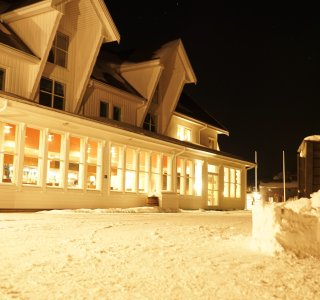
[176,92,228,133]
[0,0,41,13]
[92,49,142,97]
[0,21,34,55]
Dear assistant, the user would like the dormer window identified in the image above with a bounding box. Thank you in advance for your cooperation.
[177,125,191,142]
[143,113,157,133]
[113,106,121,121]
[48,32,69,68]
[39,77,65,110]
[0,68,5,90]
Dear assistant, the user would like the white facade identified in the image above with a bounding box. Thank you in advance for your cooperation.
[0,0,255,211]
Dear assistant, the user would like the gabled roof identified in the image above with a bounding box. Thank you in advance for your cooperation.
[175,92,228,133]
[0,21,34,55]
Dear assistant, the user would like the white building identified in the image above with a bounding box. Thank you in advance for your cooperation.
[0,0,255,211]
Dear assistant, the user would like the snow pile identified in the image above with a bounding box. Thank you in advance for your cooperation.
[252,190,320,258]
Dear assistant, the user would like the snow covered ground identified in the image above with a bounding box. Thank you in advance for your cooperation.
[1,206,320,300]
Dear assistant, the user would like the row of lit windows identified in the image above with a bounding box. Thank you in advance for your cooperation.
[0,122,205,196]
[0,121,241,199]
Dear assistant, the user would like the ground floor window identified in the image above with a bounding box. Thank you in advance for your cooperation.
[47,131,64,187]
[208,164,219,206]
[23,127,42,185]
[224,167,241,198]
[87,139,102,190]
[0,122,17,183]
[177,157,202,196]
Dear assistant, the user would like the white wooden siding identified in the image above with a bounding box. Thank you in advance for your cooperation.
[8,11,60,58]
[84,87,138,125]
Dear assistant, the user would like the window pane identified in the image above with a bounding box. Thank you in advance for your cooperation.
[100,101,108,118]
[55,49,66,67]
[39,92,52,107]
[54,82,64,96]
[56,32,69,51]
[40,78,53,93]
[53,96,64,110]
[23,127,41,185]
[47,132,63,187]
[113,106,121,121]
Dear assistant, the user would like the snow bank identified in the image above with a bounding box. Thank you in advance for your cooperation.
[251,191,320,258]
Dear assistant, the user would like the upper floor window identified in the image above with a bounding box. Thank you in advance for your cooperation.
[100,101,109,118]
[113,106,121,121]
[48,31,69,68]
[0,68,5,90]
[39,77,65,110]
[177,125,191,142]
[143,113,157,133]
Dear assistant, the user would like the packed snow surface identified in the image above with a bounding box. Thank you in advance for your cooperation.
[1,205,320,299]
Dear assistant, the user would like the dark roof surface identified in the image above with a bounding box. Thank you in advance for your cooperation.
[92,49,143,97]
[0,22,35,56]
[176,92,228,132]
[0,0,41,13]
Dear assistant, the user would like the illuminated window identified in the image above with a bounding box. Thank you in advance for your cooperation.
[39,77,65,110]
[113,106,121,121]
[68,136,84,188]
[110,144,124,191]
[177,125,191,142]
[177,158,201,196]
[223,167,241,198]
[176,157,185,194]
[185,160,194,195]
[0,68,5,90]
[138,151,149,193]
[194,160,202,196]
[208,138,215,149]
[47,132,64,187]
[0,122,17,183]
[48,31,69,68]
[87,139,102,190]
[143,113,157,133]
[100,101,109,118]
[125,148,137,192]
[23,127,42,185]
[162,155,172,191]
[150,152,161,194]
[208,164,219,206]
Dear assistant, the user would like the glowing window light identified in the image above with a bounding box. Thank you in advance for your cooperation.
[3,125,12,134]
[48,134,54,142]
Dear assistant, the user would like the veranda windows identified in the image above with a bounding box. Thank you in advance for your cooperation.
[0,122,17,183]
[47,132,64,187]
[138,151,149,192]
[110,144,124,191]
[224,167,241,198]
[23,127,42,185]
[87,139,102,190]
[68,136,84,188]
[125,148,137,192]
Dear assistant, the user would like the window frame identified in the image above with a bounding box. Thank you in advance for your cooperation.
[39,77,65,110]
[48,31,69,68]
[0,68,5,91]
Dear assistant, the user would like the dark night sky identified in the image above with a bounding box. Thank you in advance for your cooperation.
[104,1,320,183]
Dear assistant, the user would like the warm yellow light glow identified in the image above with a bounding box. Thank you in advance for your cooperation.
[3,125,12,134]
[48,134,54,142]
